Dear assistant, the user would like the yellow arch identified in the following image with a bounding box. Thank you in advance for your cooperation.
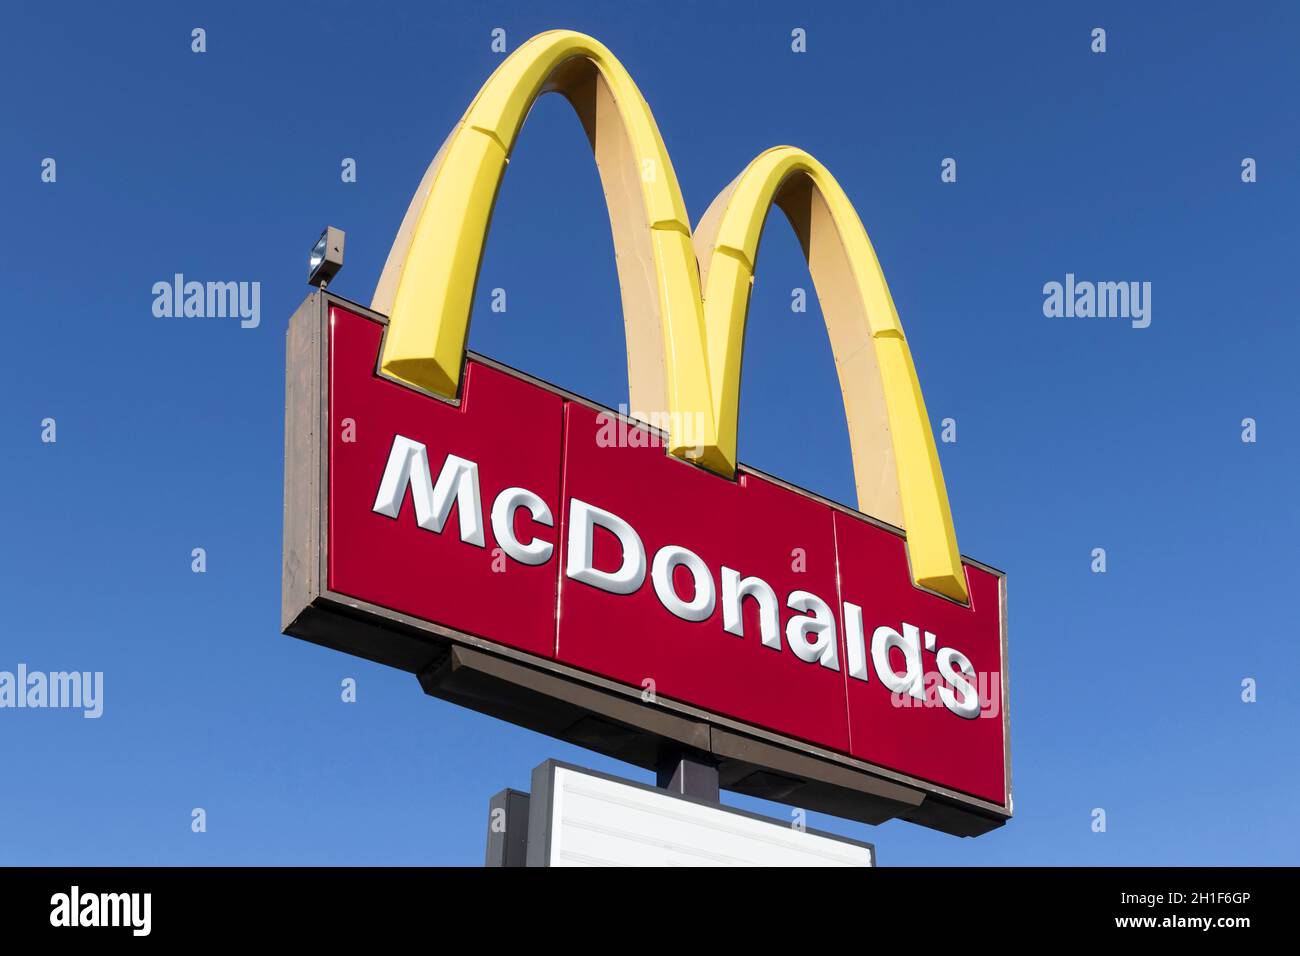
[374,32,966,602]
[693,147,967,602]
[373,29,715,462]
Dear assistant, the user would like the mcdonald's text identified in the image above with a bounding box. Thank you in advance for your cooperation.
[373,437,990,722]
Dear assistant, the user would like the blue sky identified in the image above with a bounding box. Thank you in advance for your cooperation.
[1,0,1296,865]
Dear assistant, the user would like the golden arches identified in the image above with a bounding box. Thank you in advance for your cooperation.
[372,29,714,461]
[373,30,967,602]
[693,147,966,602]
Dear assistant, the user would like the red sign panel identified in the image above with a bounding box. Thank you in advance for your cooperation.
[319,304,1009,810]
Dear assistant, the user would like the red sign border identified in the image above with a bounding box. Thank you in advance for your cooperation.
[282,291,1012,837]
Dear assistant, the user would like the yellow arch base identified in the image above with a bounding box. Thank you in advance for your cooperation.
[373,31,967,603]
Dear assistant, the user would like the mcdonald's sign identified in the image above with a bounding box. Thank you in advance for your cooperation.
[282,31,1010,836]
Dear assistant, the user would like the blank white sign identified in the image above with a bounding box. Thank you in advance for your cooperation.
[542,766,874,867]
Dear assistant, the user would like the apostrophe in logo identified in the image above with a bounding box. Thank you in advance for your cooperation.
[371,30,966,604]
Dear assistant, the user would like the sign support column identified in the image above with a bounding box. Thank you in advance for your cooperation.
[656,751,720,802]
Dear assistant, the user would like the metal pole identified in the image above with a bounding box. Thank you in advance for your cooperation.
[656,750,720,802]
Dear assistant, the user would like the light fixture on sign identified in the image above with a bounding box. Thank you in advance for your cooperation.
[308,226,345,288]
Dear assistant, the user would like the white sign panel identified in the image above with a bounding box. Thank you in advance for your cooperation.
[530,763,874,867]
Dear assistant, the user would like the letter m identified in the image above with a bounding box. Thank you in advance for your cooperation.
[1097,281,1129,318]
[101,894,129,927]
[207,280,239,318]
[371,435,485,546]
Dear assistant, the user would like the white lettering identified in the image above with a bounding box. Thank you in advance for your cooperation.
[565,499,646,595]
[843,602,870,681]
[785,591,839,670]
[651,545,716,621]
[489,487,553,565]
[372,436,485,547]
[937,646,980,719]
[721,568,781,649]
[872,624,924,700]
